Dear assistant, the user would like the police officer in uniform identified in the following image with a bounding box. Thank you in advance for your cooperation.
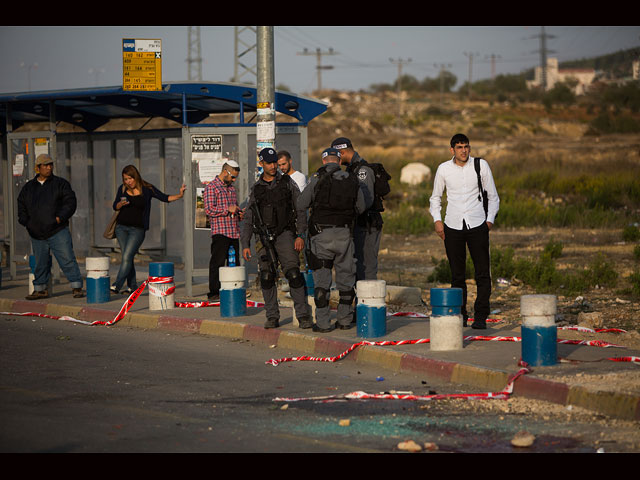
[241,148,312,329]
[298,147,366,332]
[331,137,381,281]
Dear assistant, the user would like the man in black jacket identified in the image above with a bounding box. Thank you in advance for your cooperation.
[18,154,84,300]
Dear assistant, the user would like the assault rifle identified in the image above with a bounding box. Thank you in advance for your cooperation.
[250,202,280,278]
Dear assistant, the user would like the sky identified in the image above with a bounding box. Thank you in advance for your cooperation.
[1,26,639,97]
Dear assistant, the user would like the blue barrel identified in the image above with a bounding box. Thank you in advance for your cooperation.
[220,288,247,317]
[87,277,110,303]
[356,304,386,338]
[521,324,557,366]
[356,280,387,338]
[149,262,174,278]
[430,288,462,316]
[303,270,314,296]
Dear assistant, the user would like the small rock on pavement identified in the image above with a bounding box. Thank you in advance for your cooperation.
[511,431,535,448]
[339,419,351,426]
[577,311,603,328]
[397,440,422,452]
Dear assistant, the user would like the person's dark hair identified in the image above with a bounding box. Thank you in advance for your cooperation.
[450,133,469,148]
[277,150,292,160]
[122,164,154,191]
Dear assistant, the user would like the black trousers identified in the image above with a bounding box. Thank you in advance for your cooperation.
[209,234,240,296]
[443,221,491,323]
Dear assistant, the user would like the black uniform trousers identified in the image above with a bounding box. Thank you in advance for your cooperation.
[443,221,491,324]
[208,234,240,297]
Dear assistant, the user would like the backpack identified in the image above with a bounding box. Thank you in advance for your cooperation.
[474,157,488,219]
[351,161,391,212]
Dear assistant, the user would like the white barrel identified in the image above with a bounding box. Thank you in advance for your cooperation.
[86,256,110,279]
[356,280,386,306]
[430,314,464,351]
[148,281,175,310]
[520,294,557,319]
[219,266,246,290]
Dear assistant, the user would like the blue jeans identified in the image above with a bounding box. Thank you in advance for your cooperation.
[114,224,146,290]
[30,226,83,291]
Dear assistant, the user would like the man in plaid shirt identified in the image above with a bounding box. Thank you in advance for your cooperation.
[203,160,243,300]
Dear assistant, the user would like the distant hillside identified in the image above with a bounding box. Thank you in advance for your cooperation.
[559,47,640,78]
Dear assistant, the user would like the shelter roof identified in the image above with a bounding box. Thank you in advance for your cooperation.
[0,82,328,133]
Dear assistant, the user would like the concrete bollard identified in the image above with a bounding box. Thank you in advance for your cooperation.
[148,262,175,311]
[219,266,246,317]
[520,294,557,366]
[429,288,464,351]
[356,280,387,338]
[29,255,53,295]
[86,256,110,303]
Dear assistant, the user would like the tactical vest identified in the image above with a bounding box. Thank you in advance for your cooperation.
[253,175,296,235]
[310,165,359,229]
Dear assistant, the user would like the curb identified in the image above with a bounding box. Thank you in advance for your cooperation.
[3,296,639,421]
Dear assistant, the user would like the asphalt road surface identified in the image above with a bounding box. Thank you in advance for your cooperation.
[0,313,635,453]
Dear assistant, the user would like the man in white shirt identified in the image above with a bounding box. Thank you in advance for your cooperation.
[277,150,308,192]
[429,133,500,329]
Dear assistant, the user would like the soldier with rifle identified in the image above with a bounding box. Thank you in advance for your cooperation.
[240,148,312,329]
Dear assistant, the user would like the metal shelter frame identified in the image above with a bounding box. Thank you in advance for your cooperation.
[1,82,328,295]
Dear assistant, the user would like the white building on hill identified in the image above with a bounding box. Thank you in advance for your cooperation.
[527,57,596,95]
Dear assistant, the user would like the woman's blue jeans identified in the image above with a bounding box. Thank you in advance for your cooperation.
[114,224,146,290]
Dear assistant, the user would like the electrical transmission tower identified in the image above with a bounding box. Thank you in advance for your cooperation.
[531,26,556,90]
[297,47,337,92]
[187,26,203,81]
[233,26,257,84]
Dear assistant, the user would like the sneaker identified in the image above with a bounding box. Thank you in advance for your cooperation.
[312,324,333,333]
[207,292,220,301]
[110,285,119,294]
[121,287,134,295]
[25,289,49,300]
[264,318,280,329]
[72,288,85,298]
[298,316,313,329]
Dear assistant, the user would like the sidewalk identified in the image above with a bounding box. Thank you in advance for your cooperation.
[2,264,639,421]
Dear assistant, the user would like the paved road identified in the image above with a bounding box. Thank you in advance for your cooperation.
[1,314,637,453]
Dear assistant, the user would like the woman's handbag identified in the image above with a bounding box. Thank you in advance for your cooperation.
[103,210,119,239]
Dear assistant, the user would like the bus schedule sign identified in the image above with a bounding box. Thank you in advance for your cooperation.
[122,39,162,91]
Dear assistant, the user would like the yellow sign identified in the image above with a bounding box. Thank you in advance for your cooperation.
[122,39,162,91]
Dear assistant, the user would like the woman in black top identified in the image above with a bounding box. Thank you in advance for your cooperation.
[111,165,185,294]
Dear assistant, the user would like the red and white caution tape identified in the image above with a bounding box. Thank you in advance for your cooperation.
[266,335,628,366]
[1,275,264,327]
[273,367,531,403]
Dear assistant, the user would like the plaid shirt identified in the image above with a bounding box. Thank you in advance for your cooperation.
[203,176,240,239]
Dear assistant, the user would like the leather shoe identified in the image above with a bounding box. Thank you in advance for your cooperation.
[336,322,355,330]
[298,317,313,329]
[264,318,280,329]
[471,321,487,330]
[25,289,49,300]
[72,288,85,298]
[312,324,333,333]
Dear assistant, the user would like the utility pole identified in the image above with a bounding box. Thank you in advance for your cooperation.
[390,57,411,124]
[464,52,479,99]
[187,26,203,81]
[434,63,452,105]
[485,53,501,80]
[233,26,257,84]
[256,26,275,169]
[297,47,337,92]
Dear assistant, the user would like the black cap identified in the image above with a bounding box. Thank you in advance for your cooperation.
[258,147,278,163]
[331,137,352,150]
[321,147,341,160]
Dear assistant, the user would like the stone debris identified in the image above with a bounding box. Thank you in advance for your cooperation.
[511,430,536,448]
[397,440,422,452]
[338,419,351,427]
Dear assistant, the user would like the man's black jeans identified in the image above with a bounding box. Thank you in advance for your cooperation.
[443,221,491,324]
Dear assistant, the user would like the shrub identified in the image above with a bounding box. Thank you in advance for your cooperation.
[622,225,640,242]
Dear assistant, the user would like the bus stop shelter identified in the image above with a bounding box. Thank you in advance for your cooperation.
[1,82,328,295]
